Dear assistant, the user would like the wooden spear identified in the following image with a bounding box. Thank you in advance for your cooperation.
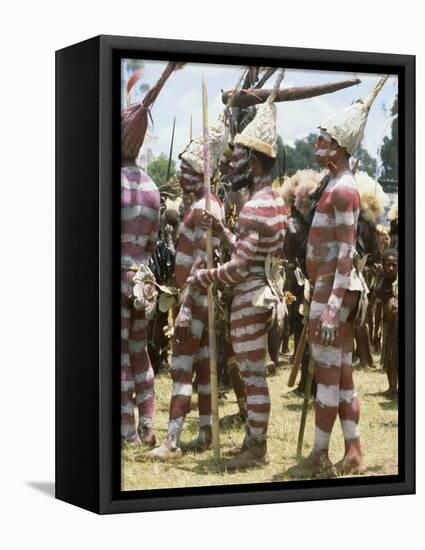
[296,353,315,460]
[287,321,308,388]
[202,75,220,459]
[166,116,176,181]
[221,78,361,108]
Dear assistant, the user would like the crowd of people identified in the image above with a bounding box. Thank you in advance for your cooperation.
[120,63,399,477]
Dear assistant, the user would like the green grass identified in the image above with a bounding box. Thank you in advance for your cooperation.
[122,355,398,491]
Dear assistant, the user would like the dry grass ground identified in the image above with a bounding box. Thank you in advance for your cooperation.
[122,355,398,491]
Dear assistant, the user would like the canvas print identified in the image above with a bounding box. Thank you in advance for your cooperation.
[120,58,399,491]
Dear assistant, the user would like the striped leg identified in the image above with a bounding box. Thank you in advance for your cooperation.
[121,272,139,443]
[309,279,360,456]
[338,291,361,456]
[193,328,211,429]
[129,308,155,440]
[167,313,205,446]
[231,286,272,444]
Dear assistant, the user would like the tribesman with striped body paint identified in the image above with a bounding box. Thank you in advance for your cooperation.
[119,62,184,446]
[299,77,388,476]
[192,99,288,470]
[120,110,161,447]
[146,119,229,461]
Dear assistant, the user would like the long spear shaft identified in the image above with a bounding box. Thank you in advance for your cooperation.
[202,76,220,459]
[166,116,176,181]
[296,353,315,460]
[287,321,308,387]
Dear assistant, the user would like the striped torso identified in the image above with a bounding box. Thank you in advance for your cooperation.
[121,166,160,269]
[306,171,360,309]
[201,180,287,287]
[175,193,224,289]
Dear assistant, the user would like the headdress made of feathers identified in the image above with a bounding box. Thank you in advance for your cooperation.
[355,171,390,225]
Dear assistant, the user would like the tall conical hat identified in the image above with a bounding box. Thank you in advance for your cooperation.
[320,76,388,155]
[121,62,185,161]
[234,69,285,159]
[179,115,229,175]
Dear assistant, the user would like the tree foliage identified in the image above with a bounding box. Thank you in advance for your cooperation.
[284,133,318,175]
[147,154,176,186]
[380,96,398,181]
[356,144,377,177]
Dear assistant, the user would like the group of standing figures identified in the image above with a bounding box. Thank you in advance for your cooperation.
[120,64,398,476]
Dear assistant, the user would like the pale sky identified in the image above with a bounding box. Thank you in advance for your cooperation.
[122,59,398,165]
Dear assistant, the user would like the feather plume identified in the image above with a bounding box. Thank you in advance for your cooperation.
[355,171,390,224]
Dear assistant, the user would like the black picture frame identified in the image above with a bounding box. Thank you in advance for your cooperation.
[56,34,415,514]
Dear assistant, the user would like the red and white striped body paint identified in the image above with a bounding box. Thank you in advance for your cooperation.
[306,171,362,455]
[198,177,287,443]
[121,165,160,443]
[167,192,224,445]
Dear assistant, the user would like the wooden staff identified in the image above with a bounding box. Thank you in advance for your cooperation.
[202,76,220,459]
[287,321,308,387]
[166,116,176,181]
[296,354,315,460]
[222,78,361,108]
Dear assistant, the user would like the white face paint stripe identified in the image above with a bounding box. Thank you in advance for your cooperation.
[320,130,332,142]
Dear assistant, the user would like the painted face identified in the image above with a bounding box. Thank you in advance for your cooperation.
[230,144,252,191]
[179,161,203,195]
[383,256,398,280]
[314,131,338,167]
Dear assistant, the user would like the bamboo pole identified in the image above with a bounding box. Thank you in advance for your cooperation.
[202,76,220,459]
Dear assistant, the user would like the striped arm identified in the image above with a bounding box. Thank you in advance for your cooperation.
[327,184,359,311]
[222,227,237,250]
[175,217,195,288]
[198,224,261,287]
